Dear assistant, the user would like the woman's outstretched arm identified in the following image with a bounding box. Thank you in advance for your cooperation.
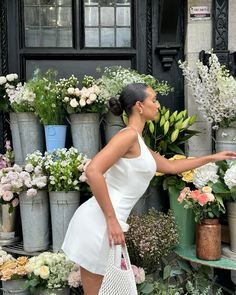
[149,149,236,174]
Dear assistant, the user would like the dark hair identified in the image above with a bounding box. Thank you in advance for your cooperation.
[109,83,148,116]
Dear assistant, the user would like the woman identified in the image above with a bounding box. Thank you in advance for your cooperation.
[62,83,236,295]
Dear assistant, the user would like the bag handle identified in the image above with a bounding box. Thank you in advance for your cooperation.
[109,244,132,270]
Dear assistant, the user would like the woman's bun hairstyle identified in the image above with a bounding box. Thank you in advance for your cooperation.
[109,97,123,116]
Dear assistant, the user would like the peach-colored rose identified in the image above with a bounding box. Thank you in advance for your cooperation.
[16,265,27,276]
[198,193,208,206]
[190,190,200,200]
[17,256,28,266]
[1,268,14,280]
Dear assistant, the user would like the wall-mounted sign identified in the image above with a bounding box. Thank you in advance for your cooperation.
[190,6,211,20]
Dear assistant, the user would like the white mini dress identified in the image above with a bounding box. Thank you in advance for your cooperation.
[61,131,157,275]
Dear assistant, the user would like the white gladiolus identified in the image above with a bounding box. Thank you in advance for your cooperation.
[224,164,236,189]
[0,76,7,85]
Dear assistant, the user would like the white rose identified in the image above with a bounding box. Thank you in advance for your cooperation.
[67,87,75,95]
[25,262,35,273]
[64,96,69,102]
[74,88,80,96]
[25,163,34,173]
[39,265,50,279]
[70,98,79,108]
[86,98,92,105]
[13,74,18,80]
[26,188,37,198]
[0,76,7,85]
[6,74,15,82]
[202,186,212,193]
[79,99,86,107]
[89,93,97,102]
[206,193,215,202]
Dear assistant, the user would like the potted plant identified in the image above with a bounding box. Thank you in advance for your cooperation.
[179,52,236,152]
[24,252,74,295]
[44,147,89,252]
[18,151,49,253]
[30,69,70,153]
[0,247,30,295]
[63,75,105,158]
[4,75,44,165]
[178,185,225,260]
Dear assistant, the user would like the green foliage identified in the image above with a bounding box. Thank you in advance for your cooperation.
[29,69,65,125]
[143,106,199,156]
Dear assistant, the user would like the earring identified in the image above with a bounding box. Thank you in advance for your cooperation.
[139,109,143,115]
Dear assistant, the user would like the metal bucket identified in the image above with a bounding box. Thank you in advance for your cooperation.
[36,287,70,295]
[70,113,100,158]
[0,204,16,240]
[215,127,236,152]
[104,111,125,143]
[17,112,44,164]
[9,113,24,165]
[1,279,30,295]
[49,191,80,252]
[19,191,49,252]
[227,202,236,252]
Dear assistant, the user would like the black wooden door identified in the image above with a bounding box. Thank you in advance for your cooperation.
[0,0,184,152]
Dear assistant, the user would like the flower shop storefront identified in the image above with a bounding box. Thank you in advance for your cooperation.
[2,0,236,294]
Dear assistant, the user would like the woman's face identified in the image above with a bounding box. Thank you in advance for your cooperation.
[141,87,160,120]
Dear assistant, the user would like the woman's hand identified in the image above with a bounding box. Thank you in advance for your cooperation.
[106,217,125,247]
[211,151,236,162]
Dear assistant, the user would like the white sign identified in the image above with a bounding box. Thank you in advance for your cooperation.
[190,6,211,20]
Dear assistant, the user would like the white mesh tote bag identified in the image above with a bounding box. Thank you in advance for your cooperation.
[98,244,138,295]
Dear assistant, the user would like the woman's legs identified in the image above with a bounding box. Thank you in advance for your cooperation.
[80,266,104,295]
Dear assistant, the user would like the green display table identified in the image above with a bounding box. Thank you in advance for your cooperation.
[175,245,236,270]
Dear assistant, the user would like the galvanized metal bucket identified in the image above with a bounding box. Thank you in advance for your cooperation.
[17,112,44,164]
[227,202,236,252]
[0,204,16,240]
[215,127,236,152]
[49,191,80,252]
[1,279,30,295]
[19,191,49,252]
[104,111,125,143]
[70,113,100,158]
[9,112,24,165]
[35,287,70,295]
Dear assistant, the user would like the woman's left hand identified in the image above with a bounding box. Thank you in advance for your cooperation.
[211,151,236,162]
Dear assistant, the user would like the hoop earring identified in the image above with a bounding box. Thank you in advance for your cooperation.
[139,109,143,115]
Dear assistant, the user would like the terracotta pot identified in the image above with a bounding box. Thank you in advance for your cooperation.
[196,219,221,260]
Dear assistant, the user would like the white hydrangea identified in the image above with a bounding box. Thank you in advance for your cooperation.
[193,162,219,188]
[0,76,7,85]
[224,164,236,189]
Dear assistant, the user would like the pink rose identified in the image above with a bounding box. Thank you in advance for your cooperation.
[2,191,14,201]
[11,198,19,207]
[178,187,190,203]
[131,265,145,284]
[198,193,208,206]
[190,190,200,200]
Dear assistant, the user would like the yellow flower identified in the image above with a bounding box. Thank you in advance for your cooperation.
[181,170,194,183]
[39,265,50,279]
[202,186,212,193]
[169,154,186,161]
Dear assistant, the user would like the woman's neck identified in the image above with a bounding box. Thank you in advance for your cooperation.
[127,117,145,136]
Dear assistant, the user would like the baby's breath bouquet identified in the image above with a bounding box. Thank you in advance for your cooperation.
[96,66,173,103]
[24,252,74,293]
[0,73,18,112]
[63,75,106,114]
[44,147,90,192]
[179,52,236,129]
[126,209,178,274]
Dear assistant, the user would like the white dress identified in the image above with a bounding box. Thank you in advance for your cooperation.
[61,131,157,275]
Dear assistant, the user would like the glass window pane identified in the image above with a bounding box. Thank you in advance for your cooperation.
[24,7,40,26]
[116,28,130,47]
[85,7,98,26]
[25,29,40,46]
[41,29,57,46]
[84,0,98,5]
[116,0,130,5]
[101,7,114,26]
[57,7,72,26]
[58,29,72,46]
[40,7,57,26]
[85,28,99,47]
[101,28,114,47]
[116,7,130,26]
[40,0,56,5]
[57,0,71,4]
[24,0,39,4]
